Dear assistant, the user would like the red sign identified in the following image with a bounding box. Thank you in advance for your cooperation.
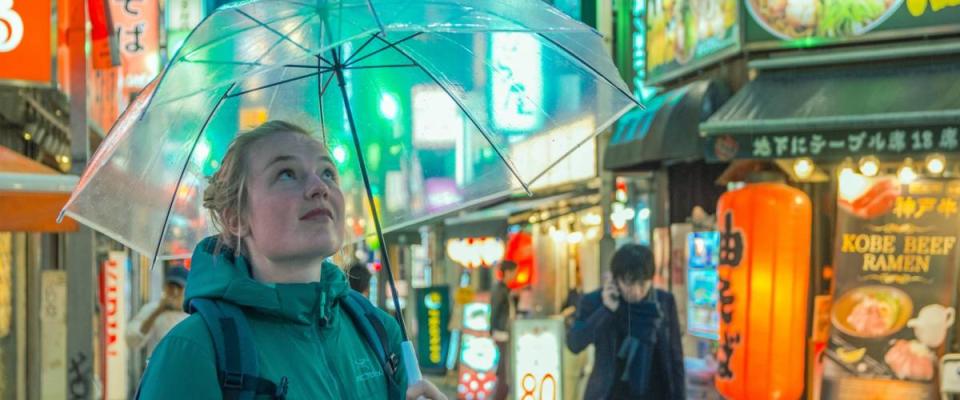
[110,0,160,106]
[89,0,119,70]
[0,0,53,84]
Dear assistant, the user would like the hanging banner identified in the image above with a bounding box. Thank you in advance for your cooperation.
[110,0,160,107]
[416,286,451,373]
[101,251,128,400]
[89,0,119,70]
[822,177,960,400]
[0,0,52,85]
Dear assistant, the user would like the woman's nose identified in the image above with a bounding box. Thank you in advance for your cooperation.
[305,174,328,199]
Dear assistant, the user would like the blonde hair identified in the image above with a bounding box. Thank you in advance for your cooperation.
[203,120,317,252]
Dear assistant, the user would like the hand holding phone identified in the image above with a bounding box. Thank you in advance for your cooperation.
[602,273,621,312]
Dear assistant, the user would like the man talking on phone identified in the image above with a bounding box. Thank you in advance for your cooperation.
[566,244,685,399]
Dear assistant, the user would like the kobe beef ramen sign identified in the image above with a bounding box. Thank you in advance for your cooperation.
[822,177,960,400]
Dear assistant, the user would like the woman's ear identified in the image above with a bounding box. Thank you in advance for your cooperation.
[224,209,249,238]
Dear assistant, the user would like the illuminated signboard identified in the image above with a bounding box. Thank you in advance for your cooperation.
[645,0,739,84]
[413,85,464,149]
[490,32,543,131]
[102,251,129,400]
[745,1,960,49]
[415,286,451,373]
[513,319,563,400]
[446,237,505,269]
[0,0,52,84]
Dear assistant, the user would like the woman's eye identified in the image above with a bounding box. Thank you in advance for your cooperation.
[322,168,337,181]
[278,169,296,180]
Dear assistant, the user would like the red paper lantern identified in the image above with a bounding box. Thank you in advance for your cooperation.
[503,232,534,289]
[715,182,811,400]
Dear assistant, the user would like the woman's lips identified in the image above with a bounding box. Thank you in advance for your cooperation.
[300,208,333,221]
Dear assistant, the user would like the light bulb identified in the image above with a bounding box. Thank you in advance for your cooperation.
[926,154,946,175]
[858,156,880,177]
[899,159,917,184]
[793,158,814,179]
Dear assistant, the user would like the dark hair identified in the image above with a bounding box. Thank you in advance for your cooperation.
[499,260,517,273]
[347,263,372,293]
[610,244,655,284]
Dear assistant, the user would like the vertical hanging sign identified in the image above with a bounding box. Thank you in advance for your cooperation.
[110,0,160,107]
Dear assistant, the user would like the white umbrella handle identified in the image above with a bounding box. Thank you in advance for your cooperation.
[401,340,423,385]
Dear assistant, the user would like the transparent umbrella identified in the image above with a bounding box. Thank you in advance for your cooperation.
[60,0,638,383]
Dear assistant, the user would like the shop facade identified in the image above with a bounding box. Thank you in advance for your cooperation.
[693,2,960,399]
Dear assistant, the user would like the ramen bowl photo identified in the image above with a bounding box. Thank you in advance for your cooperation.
[832,285,913,338]
[747,0,903,40]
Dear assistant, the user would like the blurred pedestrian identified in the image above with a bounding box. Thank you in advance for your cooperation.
[567,244,685,399]
[134,121,445,400]
[490,260,518,400]
[126,265,189,358]
[348,262,373,297]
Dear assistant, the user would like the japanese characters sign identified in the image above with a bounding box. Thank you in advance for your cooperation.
[0,0,52,84]
[822,178,960,400]
[716,211,744,382]
[706,125,960,161]
[110,0,160,105]
[415,286,450,374]
[101,251,128,400]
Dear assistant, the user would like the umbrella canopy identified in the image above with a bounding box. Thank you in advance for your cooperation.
[61,0,637,263]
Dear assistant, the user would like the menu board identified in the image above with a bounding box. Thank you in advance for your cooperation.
[745,0,960,49]
[645,0,740,83]
[822,177,960,399]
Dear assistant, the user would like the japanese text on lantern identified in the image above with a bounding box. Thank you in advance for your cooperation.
[717,211,744,380]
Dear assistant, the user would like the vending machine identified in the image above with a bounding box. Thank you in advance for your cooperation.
[685,231,722,399]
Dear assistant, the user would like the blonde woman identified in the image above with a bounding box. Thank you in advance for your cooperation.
[135,121,445,400]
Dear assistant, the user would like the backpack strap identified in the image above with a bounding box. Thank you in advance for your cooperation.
[340,291,403,399]
[190,298,288,400]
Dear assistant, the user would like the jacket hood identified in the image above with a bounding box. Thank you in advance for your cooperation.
[183,236,349,326]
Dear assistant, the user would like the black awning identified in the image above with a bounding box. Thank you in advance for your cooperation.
[604,80,730,171]
[702,60,960,161]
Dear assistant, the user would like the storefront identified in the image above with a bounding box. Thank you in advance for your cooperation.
[698,3,960,396]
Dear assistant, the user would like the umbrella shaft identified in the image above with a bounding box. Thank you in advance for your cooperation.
[331,55,409,340]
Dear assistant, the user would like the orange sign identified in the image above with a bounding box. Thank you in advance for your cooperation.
[109,0,160,106]
[0,0,53,84]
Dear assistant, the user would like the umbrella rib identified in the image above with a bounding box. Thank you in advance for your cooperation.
[343,32,421,68]
[320,68,336,96]
[180,10,311,63]
[235,8,312,55]
[372,35,533,195]
[344,63,416,70]
[226,71,324,98]
[181,59,263,67]
[252,13,315,65]
[364,0,387,35]
[150,84,235,269]
[318,71,327,141]
[342,34,379,66]
[285,64,322,69]
[536,33,640,105]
